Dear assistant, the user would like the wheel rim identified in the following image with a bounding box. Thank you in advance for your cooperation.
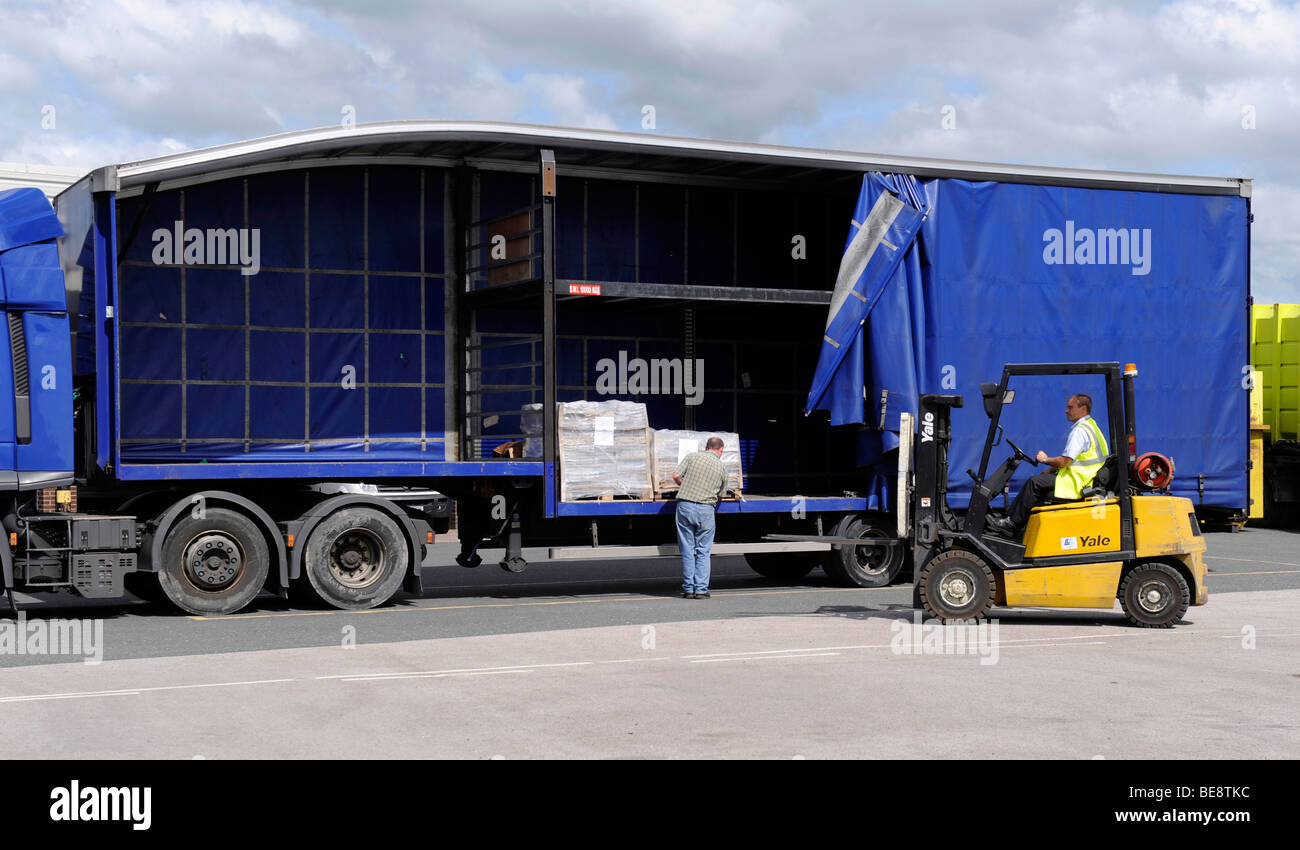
[938,567,978,609]
[329,528,385,589]
[182,532,245,592]
[855,528,896,576]
[1136,579,1169,614]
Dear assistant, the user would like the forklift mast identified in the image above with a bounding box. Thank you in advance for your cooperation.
[913,394,963,563]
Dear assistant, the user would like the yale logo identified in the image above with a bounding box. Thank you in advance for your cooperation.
[1060,535,1111,550]
[920,412,935,443]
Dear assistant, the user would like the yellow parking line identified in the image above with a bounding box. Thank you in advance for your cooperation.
[1207,555,1300,568]
[1207,569,1300,577]
[186,585,881,621]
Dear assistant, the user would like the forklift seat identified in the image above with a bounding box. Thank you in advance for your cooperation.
[1040,455,1119,505]
[1082,454,1119,499]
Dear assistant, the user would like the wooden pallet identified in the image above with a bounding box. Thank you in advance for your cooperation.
[652,488,743,502]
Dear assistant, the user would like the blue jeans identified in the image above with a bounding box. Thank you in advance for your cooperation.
[676,500,716,594]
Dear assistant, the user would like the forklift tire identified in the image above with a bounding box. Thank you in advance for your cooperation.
[919,549,996,623]
[744,552,819,580]
[157,508,270,616]
[1119,562,1189,628]
[822,515,906,588]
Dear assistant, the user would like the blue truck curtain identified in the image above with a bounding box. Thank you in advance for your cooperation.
[807,172,1249,511]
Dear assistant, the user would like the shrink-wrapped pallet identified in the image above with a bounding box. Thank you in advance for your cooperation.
[559,400,653,499]
[523,400,654,499]
[652,430,743,496]
[521,402,543,458]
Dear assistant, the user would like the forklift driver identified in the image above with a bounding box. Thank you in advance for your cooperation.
[987,393,1109,537]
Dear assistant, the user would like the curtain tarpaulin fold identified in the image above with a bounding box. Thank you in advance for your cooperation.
[804,176,925,425]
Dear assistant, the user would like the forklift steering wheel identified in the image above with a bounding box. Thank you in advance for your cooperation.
[1005,437,1040,467]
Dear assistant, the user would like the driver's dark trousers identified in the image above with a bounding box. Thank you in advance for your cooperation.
[1009,470,1058,529]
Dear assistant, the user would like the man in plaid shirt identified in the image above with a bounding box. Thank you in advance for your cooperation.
[673,436,729,599]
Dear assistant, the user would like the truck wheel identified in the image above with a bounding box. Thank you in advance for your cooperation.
[822,515,905,587]
[744,552,819,580]
[158,508,270,615]
[1119,562,1189,628]
[919,549,995,622]
[302,507,408,610]
[123,571,167,605]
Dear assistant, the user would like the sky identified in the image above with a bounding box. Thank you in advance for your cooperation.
[1,0,1296,302]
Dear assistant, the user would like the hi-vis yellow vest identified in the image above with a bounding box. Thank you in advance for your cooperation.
[1054,416,1109,499]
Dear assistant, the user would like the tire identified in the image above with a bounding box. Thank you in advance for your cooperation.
[918,549,996,623]
[301,507,408,610]
[157,508,271,616]
[822,515,906,588]
[744,552,819,580]
[1119,562,1189,628]
[123,571,168,605]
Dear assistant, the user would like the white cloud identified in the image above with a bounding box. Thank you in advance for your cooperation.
[0,0,1295,300]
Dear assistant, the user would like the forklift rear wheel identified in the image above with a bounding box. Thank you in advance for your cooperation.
[744,552,819,580]
[1119,562,1189,628]
[822,515,906,587]
[919,549,996,622]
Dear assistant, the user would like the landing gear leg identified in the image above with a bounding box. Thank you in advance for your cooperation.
[499,511,527,573]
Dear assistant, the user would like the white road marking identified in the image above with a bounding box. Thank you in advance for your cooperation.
[8,621,1289,705]
[682,633,1134,660]
[344,669,535,681]
[691,652,842,663]
[684,644,892,659]
[317,661,593,680]
[0,677,294,704]
[0,689,140,703]
[997,641,1108,648]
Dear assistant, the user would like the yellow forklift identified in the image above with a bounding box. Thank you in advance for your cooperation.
[905,362,1207,627]
[774,362,1208,627]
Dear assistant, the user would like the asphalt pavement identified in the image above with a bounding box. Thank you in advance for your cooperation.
[1,584,1295,759]
[1,525,1297,667]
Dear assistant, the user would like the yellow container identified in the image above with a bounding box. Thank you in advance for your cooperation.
[1251,304,1299,441]
[1249,433,1265,518]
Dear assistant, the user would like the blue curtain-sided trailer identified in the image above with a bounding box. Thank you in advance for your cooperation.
[0,122,1251,616]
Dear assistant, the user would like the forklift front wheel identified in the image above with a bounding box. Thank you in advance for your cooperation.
[919,549,996,623]
[1119,562,1189,628]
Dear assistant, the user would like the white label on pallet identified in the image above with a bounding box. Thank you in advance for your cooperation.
[677,438,699,462]
[593,417,615,446]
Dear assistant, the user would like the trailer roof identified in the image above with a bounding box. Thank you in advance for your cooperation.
[91,120,1249,198]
